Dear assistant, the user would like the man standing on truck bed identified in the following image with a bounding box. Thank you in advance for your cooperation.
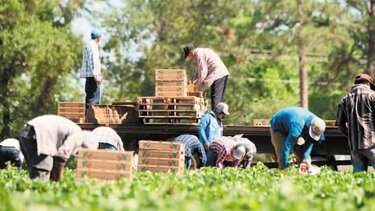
[183,44,230,109]
[337,74,375,172]
[80,30,102,111]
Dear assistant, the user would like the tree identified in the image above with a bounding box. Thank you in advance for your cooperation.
[0,0,84,139]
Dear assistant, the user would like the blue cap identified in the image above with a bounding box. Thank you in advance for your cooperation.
[91,30,102,39]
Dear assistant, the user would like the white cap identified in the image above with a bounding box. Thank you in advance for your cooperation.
[233,145,246,160]
[215,102,230,115]
[309,118,326,141]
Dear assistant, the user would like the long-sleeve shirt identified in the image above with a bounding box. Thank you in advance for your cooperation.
[193,48,229,89]
[235,138,257,167]
[337,84,375,150]
[270,107,325,167]
[80,40,101,80]
[198,111,223,145]
[173,135,207,167]
[210,137,242,168]
[92,126,124,151]
[27,115,84,161]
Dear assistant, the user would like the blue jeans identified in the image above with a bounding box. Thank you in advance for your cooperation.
[351,147,375,172]
[0,146,22,169]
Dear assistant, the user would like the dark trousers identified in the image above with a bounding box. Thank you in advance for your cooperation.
[211,75,228,109]
[205,149,217,167]
[85,77,100,110]
[185,156,192,169]
[0,146,22,169]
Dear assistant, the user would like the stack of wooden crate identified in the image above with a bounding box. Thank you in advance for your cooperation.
[57,102,85,123]
[155,69,187,97]
[76,149,134,181]
[137,140,185,175]
[137,96,206,124]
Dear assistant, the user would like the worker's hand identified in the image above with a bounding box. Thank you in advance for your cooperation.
[217,162,224,169]
[297,137,305,145]
[96,79,101,86]
[204,143,210,150]
[299,162,310,175]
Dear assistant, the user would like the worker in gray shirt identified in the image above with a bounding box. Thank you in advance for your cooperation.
[183,44,230,109]
[18,115,98,181]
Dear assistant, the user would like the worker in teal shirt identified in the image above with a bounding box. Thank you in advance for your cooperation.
[198,102,229,150]
[270,107,326,168]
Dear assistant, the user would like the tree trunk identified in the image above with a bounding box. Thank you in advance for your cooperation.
[367,0,375,77]
[297,1,308,108]
[299,43,308,109]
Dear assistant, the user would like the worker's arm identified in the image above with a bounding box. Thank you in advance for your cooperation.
[196,56,208,88]
[302,141,314,164]
[91,43,101,85]
[198,114,210,146]
[55,133,83,161]
[281,122,302,168]
[336,102,348,136]
[213,146,226,168]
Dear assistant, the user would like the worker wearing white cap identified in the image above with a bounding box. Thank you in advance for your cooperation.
[0,138,24,169]
[270,107,326,169]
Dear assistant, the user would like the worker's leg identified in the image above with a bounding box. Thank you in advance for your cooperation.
[350,150,368,172]
[205,149,217,167]
[355,146,375,171]
[210,76,228,109]
[270,128,286,168]
[185,156,192,169]
[85,77,100,110]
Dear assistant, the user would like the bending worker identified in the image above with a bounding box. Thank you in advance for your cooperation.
[92,126,124,151]
[18,115,98,181]
[173,134,207,169]
[270,107,326,169]
[0,138,23,170]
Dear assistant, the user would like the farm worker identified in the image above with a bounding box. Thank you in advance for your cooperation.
[0,138,23,170]
[92,126,124,151]
[207,136,246,168]
[232,135,257,169]
[80,30,102,111]
[198,102,229,151]
[18,115,98,181]
[173,134,207,169]
[337,74,375,172]
[183,44,230,109]
[270,107,326,169]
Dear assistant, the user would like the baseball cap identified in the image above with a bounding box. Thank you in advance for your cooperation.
[354,73,375,90]
[183,44,195,58]
[309,118,326,141]
[233,145,246,160]
[214,102,230,115]
[91,30,102,39]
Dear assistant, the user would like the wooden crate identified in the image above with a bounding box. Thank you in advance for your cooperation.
[252,119,270,126]
[137,141,185,175]
[57,102,85,123]
[325,120,337,127]
[155,69,186,81]
[76,149,134,181]
[139,140,184,151]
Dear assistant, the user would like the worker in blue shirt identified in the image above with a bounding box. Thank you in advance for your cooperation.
[198,102,229,166]
[198,102,229,149]
[270,107,326,169]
